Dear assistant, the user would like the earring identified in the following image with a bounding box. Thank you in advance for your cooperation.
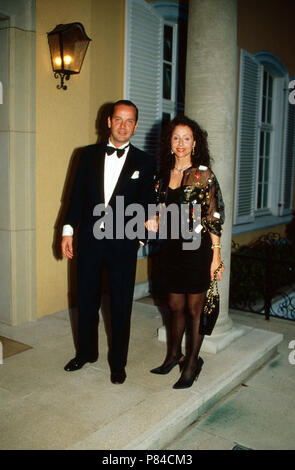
[192,146,195,156]
[171,149,174,155]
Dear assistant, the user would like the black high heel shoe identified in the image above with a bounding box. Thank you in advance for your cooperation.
[173,357,204,389]
[150,354,184,375]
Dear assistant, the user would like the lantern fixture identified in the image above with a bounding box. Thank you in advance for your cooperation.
[47,22,91,90]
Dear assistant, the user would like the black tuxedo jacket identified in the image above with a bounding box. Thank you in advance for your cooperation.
[64,143,155,245]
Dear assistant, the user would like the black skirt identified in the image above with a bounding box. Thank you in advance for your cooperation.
[160,187,213,294]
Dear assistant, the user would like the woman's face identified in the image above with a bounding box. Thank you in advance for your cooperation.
[171,125,196,160]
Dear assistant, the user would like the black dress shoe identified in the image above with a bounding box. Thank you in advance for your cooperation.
[150,354,184,375]
[111,368,126,384]
[64,356,97,372]
[173,357,204,389]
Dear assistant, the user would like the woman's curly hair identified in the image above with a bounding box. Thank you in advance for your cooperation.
[158,115,212,179]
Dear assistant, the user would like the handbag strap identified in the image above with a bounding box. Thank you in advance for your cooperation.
[204,261,224,315]
[209,261,224,297]
[213,261,224,281]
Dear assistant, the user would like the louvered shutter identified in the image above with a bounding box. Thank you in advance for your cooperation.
[234,49,262,225]
[124,0,163,156]
[283,99,295,213]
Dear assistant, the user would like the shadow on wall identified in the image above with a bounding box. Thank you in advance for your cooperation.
[95,101,114,144]
[52,101,115,259]
[53,96,145,261]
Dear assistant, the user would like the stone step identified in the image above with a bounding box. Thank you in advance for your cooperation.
[69,321,283,450]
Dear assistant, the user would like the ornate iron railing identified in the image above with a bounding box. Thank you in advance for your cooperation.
[230,232,295,320]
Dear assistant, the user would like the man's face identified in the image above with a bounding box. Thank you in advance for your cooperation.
[108,104,138,147]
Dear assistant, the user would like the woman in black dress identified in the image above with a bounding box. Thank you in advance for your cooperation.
[150,116,225,389]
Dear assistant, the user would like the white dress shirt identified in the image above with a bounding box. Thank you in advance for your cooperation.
[104,140,129,207]
[62,140,130,237]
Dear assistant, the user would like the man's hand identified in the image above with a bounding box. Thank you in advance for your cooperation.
[61,236,74,259]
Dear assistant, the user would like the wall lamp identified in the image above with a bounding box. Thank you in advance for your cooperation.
[47,22,91,90]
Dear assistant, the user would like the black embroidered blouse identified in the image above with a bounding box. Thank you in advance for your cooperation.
[155,165,225,237]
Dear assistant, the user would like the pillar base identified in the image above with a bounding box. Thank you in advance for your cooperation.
[157,322,249,354]
[201,323,249,354]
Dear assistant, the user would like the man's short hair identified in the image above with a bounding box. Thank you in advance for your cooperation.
[110,100,138,122]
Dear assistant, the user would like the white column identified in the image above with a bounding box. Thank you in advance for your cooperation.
[185,0,245,352]
[0,3,36,325]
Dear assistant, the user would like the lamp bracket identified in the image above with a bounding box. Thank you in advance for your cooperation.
[54,72,70,90]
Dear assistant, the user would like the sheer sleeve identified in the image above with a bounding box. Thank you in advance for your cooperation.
[203,170,225,237]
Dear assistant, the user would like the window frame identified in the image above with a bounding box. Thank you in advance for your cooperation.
[254,68,277,216]
[162,20,178,118]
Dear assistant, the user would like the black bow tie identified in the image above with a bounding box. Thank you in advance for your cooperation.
[106,145,129,158]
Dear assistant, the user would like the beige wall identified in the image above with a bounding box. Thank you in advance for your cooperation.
[88,0,125,142]
[238,0,295,76]
[36,0,92,318]
[233,224,287,248]
[36,0,128,318]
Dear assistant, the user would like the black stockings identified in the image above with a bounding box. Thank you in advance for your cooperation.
[163,292,206,381]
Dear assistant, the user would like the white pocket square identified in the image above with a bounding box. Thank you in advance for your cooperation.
[131,171,139,179]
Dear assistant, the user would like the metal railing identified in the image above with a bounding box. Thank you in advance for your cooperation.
[230,232,295,320]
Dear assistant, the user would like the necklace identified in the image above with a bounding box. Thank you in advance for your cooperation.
[173,165,191,173]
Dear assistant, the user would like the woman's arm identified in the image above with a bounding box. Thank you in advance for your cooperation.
[209,232,224,281]
[204,170,225,281]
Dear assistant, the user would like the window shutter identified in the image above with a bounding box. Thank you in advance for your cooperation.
[124,0,163,156]
[234,49,262,225]
[283,99,295,212]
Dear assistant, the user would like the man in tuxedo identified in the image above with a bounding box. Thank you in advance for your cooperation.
[62,100,154,384]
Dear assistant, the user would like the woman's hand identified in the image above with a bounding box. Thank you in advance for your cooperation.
[145,214,159,232]
[210,256,225,281]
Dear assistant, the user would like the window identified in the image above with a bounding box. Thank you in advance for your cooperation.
[163,24,173,100]
[256,70,273,211]
[153,0,187,120]
[234,49,295,233]
[162,22,178,125]
[162,22,177,116]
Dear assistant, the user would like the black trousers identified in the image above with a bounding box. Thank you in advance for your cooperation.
[76,235,138,370]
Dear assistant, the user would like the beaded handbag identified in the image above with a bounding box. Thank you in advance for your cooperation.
[199,261,224,336]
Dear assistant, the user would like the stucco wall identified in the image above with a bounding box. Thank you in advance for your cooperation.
[238,0,295,76]
[36,0,130,317]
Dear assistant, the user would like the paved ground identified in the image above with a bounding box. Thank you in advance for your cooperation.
[165,310,295,450]
[0,300,294,450]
